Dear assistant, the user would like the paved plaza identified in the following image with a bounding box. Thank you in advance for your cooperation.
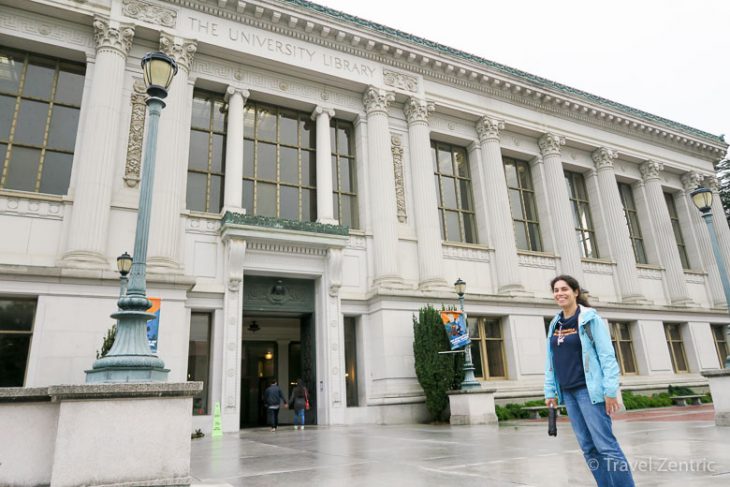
[190,405,729,486]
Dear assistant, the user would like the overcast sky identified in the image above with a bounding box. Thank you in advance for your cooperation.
[313,0,729,158]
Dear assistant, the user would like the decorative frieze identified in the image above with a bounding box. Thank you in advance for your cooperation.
[159,32,197,72]
[0,9,94,50]
[93,16,134,56]
[538,133,565,156]
[442,244,491,262]
[122,0,178,28]
[684,271,706,285]
[124,78,146,188]
[518,252,557,269]
[186,216,221,235]
[403,97,434,124]
[637,266,663,280]
[383,69,418,92]
[390,135,407,223]
[0,195,64,220]
[247,241,328,256]
[363,86,394,114]
[639,160,664,181]
[347,235,367,250]
[475,117,504,142]
[583,260,615,275]
[591,147,618,170]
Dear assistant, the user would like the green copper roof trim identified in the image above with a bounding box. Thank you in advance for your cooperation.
[221,211,350,236]
[283,0,724,145]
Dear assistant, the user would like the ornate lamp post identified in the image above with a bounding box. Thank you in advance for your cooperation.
[690,187,730,367]
[116,251,133,298]
[454,278,480,389]
[86,52,178,383]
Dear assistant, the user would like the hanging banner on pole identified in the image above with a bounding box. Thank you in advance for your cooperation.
[440,310,470,350]
[146,297,161,353]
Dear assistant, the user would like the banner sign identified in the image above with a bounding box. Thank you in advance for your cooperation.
[440,310,470,350]
[147,297,161,353]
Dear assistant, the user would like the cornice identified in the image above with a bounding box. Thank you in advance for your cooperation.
[158,0,726,159]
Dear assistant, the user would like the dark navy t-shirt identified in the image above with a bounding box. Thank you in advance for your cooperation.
[550,310,586,391]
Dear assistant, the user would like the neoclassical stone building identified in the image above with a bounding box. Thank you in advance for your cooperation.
[0,0,727,432]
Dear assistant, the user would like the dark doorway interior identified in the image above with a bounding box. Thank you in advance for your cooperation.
[240,341,278,428]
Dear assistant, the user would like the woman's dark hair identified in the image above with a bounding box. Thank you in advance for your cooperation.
[550,274,590,307]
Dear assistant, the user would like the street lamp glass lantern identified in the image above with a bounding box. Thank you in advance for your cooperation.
[689,187,713,214]
[141,51,177,98]
[116,252,133,276]
[454,277,466,296]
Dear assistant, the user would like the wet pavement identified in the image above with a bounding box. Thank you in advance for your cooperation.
[190,404,730,486]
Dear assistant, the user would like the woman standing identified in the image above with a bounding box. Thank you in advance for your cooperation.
[288,379,309,430]
[544,275,635,487]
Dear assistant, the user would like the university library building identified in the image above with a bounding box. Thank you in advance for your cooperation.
[0,0,728,433]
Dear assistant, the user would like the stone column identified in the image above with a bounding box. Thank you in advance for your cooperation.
[222,86,249,214]
[476,117,524,294]
[591,148,644,302]
[706,175,730,274]
[147,33,197,272]
[538,133,584,281]
[312,106,336,224]
[682,172,725,307]
[362,87,401,288]
[403,97,447,290]
[61,17,134,268]
[640,160,693,305]
[221,238,245,432]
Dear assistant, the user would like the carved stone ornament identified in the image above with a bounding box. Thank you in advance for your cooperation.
[403,97,434,124]
[391,135,407,223]
[680,171,704,192]
[93,16,134,56]
[538,133,565,156]
[383,69,418,93]
[591,147,618,170]
[122,0,177,28]
[159,32,197,73]
[705,175,720,193]
[363,86,394,114]
[475,116,505,142]
[226,240,246,292]
[639,160,664,181]
[124,78,147,188]
[327,248,343,297]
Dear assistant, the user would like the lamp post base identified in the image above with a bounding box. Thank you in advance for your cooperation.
[85,366,170,383]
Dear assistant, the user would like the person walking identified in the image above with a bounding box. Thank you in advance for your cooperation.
[288,378,309,430]
[263,379,286,432]
[544,275,635,487]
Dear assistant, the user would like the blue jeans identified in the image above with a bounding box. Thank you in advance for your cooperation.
[563,386,635,487]
[294,409,305,426]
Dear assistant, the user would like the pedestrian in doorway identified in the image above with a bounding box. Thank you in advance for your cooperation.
[544,275,635,487]
[288,378,309,430]
[263,379,286,432]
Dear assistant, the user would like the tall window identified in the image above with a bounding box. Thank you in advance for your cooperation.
[188,312,212,415]
[618,183,647,264]
[0,48,84,195]
[0,297,36,387]
[664,323,688,373]
[711,324,728,368]
[432,141,477,243]
[565,171,599,259]
[331,119,358,228]
[664,193,690,269]
[467,317,507,379]
[243,102,316,221]
[609,321,637,374]
[344,317,359,407]
[187,91,226,213]
[504,157,542,251]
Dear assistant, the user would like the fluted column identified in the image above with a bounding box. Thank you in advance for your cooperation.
[61,17,134,268]
[538,133,584,280]
[476,117,524,293]
[147,33,197,272]
[363,87,401,287]
[640,160,693,305]
[403,97,446,290]
[222,86,249,213]
[682,172,725,307]
[591,148,644,302]
[705,175,730,274]
[312,106,336,224]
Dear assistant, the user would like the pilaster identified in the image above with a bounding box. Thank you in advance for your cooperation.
[222,86,249,213]
[221,238,245,432]
[312,106,336,224]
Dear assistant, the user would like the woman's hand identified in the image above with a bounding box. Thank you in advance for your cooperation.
[605,396,620,415]
[545,398,557,408]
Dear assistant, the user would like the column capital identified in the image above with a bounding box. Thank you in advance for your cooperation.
[639,159,664,181]
[363,86,394,114]
[591,147,618,170]
[224,86,250,103]
[93,16,134,56]
[705,174,720,193]
[159,32,197,73]
[311,105,335,120]
[403,97,434,124]
[681,171,704,192]
[538,133,565,156]
[476,116,505,142]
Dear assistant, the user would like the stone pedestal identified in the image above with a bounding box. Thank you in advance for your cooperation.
[0,382,202,487]
[701,369,730,426]
[447,387,497,425]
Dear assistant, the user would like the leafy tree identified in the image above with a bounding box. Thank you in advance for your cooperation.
[412,305,464,421]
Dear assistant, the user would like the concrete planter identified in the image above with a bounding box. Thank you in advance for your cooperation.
[701,369,730,426]
[447,387,498,425]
